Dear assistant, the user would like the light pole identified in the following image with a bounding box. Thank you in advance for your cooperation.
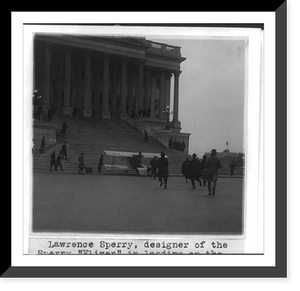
[163,105,173,130]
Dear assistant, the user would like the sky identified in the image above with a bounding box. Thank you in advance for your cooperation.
[151,37,246,156]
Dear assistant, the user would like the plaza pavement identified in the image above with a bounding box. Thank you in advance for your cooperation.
[32,172,244,234]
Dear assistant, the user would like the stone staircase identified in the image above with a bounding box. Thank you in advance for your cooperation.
[33,115,191,175]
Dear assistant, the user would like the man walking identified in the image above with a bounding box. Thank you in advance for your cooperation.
[157,152,169,189]
[201,149,222,196]
[150,156,158,179]
[49,151,56,171]
[181,158,190,182]
[188,153,202,189]
[55,152,63,172]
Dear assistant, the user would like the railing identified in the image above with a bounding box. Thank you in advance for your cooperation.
[148,41,181,57]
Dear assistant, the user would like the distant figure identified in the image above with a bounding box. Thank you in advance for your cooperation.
[173,139,178,150]
[144,129,149,143]
[150,156,158,179]
[229,161,236,177]
[60,121,68,137]
[61,142,68,160]
[168,137,173,149]
[181,158,190,182]
[55,152,63,172]
[35,105,42,121]
[39,136,45,154]
[180,140,186,153]
[201,149,222,196]
[49,151,56,172]
[98,154,104,173]
[157,152,169,189]
[188,153,202,189]
[47,107,52,122]
[78,153,85,174]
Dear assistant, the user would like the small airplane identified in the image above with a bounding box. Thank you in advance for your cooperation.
[103,150,167,175]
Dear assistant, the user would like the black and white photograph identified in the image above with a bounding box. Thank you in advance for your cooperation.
[8,7,291,282]
[28,27,249,241]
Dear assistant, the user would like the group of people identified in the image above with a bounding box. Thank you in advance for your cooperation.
[181,149,222,196]
[148,152,169,189]
[48,141,69,172]
[168,137,186,153]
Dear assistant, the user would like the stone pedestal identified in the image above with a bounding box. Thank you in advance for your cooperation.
[102,110,111,120]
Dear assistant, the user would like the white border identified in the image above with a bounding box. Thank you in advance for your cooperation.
[12,12,275,268]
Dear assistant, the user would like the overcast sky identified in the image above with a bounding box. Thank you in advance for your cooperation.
[152,37,246,156]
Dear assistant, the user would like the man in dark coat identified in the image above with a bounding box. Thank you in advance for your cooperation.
[98,154,104,173]
[61,142,68,160]
[39,136,46,154]
[78,153,85,174]
[144,130,149,143]
[55,152,63,171]
[201,149,222,196]
[150,156,158,179]
[181,158,190,182]
[157,152,169,189]
[60,121,68,137]
[49,151,56,171]
[189,153,202,189]
[229,160,236,177]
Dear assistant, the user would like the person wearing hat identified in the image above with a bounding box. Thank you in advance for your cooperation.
[201,149,222,195]
[188,153,202,189]
[157,152,169,189]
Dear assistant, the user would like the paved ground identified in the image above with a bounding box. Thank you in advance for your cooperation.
[32,173,244,234]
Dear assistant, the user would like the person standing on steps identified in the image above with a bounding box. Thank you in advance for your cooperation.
[157,152,169,189]
[144,129,149,143]
[60,121,68,138]
[39,136,46,154]
[78,153,85,174]
[98,154,104,173]
[201,149,222,196]
[49,151,56,172]
[61,142,68,160]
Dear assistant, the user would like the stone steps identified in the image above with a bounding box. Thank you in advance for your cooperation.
[33,115,191,175]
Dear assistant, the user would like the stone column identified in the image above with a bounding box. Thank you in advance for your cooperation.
[83,50,92,117]
[137,61,144,112]
[159,69,166,119]
[150,76,156,118]
[144,66,151,111]
[102,53,111,119]
[165,72,171,108]
[172,70,181,129]
[110,60,118,119]
[42,42,51,111]
[120,57,128,119]
[128,66,135,117]
[63,47,72,116]
[93,56,101,118]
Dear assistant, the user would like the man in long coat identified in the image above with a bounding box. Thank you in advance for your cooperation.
[201,149,222,196]
[49,151,56,172]
[157,152,169,189]
[188,153,202,189]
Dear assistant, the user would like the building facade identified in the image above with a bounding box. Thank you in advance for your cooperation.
[33,34,190,151]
